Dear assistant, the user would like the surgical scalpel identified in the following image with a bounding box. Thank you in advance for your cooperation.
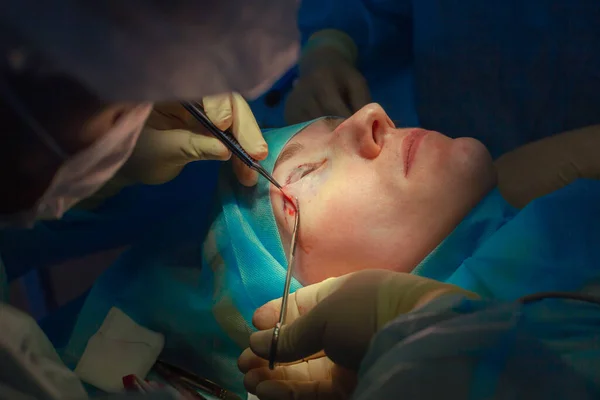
[181,101,283,189]
[269,198,300,369]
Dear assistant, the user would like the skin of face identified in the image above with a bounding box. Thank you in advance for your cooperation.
[270,103,497,286]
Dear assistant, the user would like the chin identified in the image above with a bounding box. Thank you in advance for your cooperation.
[451,138,497,200]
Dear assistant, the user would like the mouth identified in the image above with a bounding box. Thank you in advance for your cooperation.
[403,129,429,177]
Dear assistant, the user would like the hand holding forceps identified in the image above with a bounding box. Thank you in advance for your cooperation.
[182,100,298,370]
[181,101,282,189]
[268,199,300,369]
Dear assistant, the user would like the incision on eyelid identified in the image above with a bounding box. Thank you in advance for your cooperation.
[275,117,344,228]
[285,160,326,185]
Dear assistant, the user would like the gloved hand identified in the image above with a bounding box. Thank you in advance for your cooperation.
[284,30,371,124]
[496,124,600,208]
[120,92,268,186]
[238,270,477,400]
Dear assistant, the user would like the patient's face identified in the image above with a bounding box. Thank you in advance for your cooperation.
[270,104,496,285]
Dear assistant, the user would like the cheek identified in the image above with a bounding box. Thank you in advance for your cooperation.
[292,171,404,284]
[421,137,495,214]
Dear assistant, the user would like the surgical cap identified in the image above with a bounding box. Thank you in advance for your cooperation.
[65,119,318,397]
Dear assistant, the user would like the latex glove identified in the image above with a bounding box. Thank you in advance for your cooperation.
[284,30,371,124]
[496,124,600,208]
[238,270,477,400]
[120,93,268,186]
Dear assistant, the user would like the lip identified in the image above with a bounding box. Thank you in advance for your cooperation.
[402,129,429,176]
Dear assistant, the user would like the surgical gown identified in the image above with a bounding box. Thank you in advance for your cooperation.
[297,0,600,156]
[354,293,600,399]
[354,179,600,398]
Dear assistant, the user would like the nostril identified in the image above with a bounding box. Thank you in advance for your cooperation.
[355,119,384,159]
[372,120,379,132]
[372,119,385,148]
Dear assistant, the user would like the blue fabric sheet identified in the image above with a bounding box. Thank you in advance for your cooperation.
[415,180,600,301]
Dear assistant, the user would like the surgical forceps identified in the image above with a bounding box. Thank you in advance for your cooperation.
[181,101,283,189]
[269,199,300,369]
[153,359,241,400]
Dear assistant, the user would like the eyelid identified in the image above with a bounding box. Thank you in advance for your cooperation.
[286,160,325,185]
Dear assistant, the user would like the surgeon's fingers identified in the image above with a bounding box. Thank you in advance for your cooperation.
[315,79,353,118]
[252,277,345,330]
[232,157,259,187]
[298,97,324,123]
[244,358,333,394]
[251,274,379,370]
[163,128,231,162]
[250,310,327,364]
[239,347,327,375]
[204,92,267,187]
[238,347,269,373]
[147,102,199,130]
[285,90,321,124]
[344,72,371,113]
[204,93,268,159]
[255,380,343,400]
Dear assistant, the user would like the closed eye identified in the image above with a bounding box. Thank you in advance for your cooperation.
[286,161,325,185]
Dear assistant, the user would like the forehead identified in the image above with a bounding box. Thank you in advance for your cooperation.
[274,117,344,167]
[298,117,344,139]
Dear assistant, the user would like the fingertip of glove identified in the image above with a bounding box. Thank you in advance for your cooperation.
[239,170,259,187]
[252,304,279,330]
[237,348,254,373]
[256,381,291,400]
[249,330,273,358]
[253,143,269,160]
[243,369,261,394]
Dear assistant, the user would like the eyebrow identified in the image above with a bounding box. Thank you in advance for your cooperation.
[274,142,304,169]
[274,117,345,169]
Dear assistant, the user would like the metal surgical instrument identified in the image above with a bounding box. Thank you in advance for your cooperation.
[181,101,283,189]
[269,198,300,369]
[154,359,241,400]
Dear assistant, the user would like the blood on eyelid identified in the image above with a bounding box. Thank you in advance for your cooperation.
[281,188,314,255]
[281,188,297,217]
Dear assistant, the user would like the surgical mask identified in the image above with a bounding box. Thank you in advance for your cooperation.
[0,78,151,228]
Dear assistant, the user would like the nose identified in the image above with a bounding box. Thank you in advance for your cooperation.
[336,103,395,159]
